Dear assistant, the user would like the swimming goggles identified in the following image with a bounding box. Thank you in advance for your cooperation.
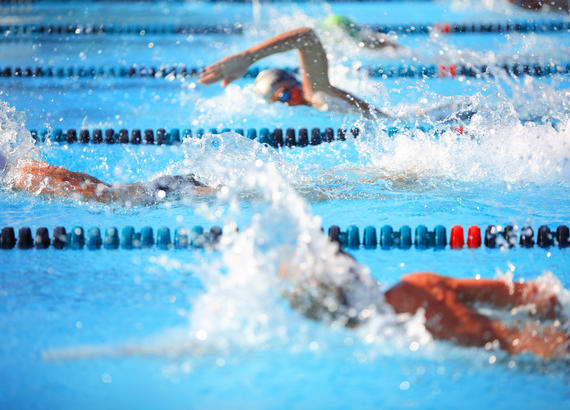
[276,88,291,103]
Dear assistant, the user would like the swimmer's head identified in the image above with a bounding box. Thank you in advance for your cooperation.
[254,69,306,106]
[322,14,361,40]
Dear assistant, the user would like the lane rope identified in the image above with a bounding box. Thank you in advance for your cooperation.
[0,23,241,35]
[30,127,363,147]
[1,20,567,36]
[1,224,568,250]
[29,126,469,148]
[370,20,569,34]
[2,63,568,80]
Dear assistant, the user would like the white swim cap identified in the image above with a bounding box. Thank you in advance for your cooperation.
[254,69,301,101]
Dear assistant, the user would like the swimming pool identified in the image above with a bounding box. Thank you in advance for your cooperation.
[1,0,569,408]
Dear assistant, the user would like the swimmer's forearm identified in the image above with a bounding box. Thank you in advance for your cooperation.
[245,27,330,92]
[450,318,566,358]
[199,27,329,89]
[245,27,321,63]
[12,160,115,203]
[453,279,561,319]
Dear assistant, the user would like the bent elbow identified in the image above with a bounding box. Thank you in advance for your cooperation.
[297,27,314,35]
[295,27,319,42]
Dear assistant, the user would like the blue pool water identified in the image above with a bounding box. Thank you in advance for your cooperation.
[1,1,569,409]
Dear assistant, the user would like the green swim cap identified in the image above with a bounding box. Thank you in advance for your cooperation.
[322,14,361,40]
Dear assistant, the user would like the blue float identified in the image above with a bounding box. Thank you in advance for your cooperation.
[70,226,85,250]
[87,227,102,250]
[157,227,171,250]
[363,226,377,249]
[104,227,119,250]
[121,226,135,249]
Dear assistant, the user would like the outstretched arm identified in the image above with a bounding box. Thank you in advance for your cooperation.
[11,161,213,204]
[13,160,114,202]
[199,27,390,119]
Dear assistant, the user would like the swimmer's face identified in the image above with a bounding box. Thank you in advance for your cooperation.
[271,85,306,106]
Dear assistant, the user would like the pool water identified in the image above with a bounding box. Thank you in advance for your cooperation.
[0,1,569,409]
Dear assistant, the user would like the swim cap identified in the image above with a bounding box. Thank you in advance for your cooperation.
[254,69,301,101]
[322,14,361,40]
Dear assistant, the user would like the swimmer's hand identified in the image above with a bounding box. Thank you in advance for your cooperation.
[199,51,252,87]
[507,323,568,358]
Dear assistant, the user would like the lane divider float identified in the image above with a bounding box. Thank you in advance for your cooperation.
[373,20,569,34]
[0,225,223,250]
[1,63,568,80]
[0,23,241,35]
[28,125,466,148]
[329,224,569,249]
[1,20,567,36]
[29,126,367,147]
[1,224,568,251]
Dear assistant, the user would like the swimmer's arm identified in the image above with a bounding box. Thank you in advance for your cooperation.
[12,160,113,202]
[401,273,562,319]
[454,278,562,319]
[13,161,215,204]
[385,277,568,357]
[199,27,330,93]
[414,273,561,319]
[199,27,390,119]
[245,28,392,118]
[241,27,391,118]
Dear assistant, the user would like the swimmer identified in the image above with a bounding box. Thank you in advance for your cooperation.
[1,153,213,205]
[199,27,391,120]
[320,14,399,50]
[507,0,569,12]
[281,247,568,358]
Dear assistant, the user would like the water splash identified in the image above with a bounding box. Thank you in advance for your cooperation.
[356,117,570,186]
[0,98,41,185]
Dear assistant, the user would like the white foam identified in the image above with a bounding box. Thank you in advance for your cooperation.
[357,117,570,186]
[0,99,41,185]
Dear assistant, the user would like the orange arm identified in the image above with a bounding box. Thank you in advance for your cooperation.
[385,273,567,357]
[13,160,113,202]
[402,273,561,319]
[453,278,561,319]
[12,160,214,204]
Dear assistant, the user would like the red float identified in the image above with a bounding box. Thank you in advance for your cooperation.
[467,225,482,248]
[450,225,464,249]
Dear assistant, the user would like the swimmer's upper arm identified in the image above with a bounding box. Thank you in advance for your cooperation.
[293,27,331,98]
[242,27,331,98]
